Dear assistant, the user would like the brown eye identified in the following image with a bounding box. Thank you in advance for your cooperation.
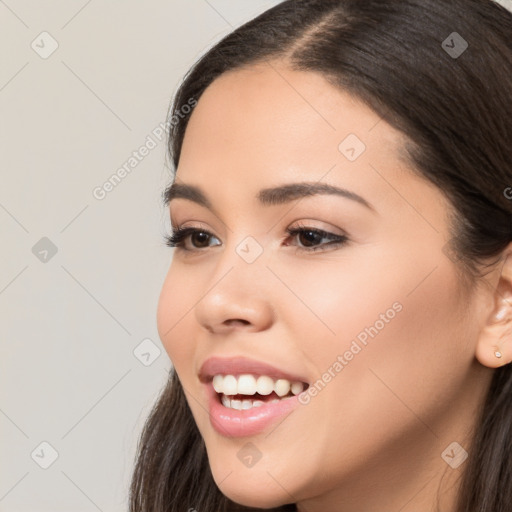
[285,226,349,252]
[165,227,220,250]
[165,225,349,253]
[297,230,323,247]
[190,231,211,248]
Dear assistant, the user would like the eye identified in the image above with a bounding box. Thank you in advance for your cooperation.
[284,223,349,252]
[164,223,349,253]
[164,226,220,250]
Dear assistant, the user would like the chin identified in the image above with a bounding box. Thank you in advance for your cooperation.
[209,460,293,509]
[217,481,291,510]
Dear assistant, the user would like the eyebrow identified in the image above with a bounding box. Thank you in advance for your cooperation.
[164,181,376,213]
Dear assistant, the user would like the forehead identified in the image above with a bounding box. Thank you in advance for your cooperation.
[179,62,405,190]
[174,61,451,231]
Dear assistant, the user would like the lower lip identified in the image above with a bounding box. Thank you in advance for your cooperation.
[204,382,305,438]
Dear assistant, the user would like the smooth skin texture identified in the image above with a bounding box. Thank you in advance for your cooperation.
[157,61,512,512]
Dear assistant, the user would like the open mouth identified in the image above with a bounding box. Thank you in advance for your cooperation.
[212,374,310,411]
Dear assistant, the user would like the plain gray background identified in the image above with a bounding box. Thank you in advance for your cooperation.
[1,0,511,510]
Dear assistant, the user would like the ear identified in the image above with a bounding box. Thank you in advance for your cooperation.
[476,246,512,368]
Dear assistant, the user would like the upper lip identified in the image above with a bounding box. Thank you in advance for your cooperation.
[198,356,310,384]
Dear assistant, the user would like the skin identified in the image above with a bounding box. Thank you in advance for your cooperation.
[156,60,512,512]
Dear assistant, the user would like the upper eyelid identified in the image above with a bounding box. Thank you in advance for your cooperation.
[170,218,346,234]
[170,225,343,240]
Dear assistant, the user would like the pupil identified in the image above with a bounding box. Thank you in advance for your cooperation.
[193,232,209,247]
[300,231,319,247]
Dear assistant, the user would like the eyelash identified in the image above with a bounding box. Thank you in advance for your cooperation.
[164,223,349,253]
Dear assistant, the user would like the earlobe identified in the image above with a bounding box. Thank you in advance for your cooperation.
[475,248,512,369]
[475,298,512,368]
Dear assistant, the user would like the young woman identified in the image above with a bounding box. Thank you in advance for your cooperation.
[129,1,512,510]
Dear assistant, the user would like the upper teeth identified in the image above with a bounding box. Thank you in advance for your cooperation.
[212,374,305,397]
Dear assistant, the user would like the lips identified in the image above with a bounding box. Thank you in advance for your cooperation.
[202,377,306,437]
[198,355,310,385]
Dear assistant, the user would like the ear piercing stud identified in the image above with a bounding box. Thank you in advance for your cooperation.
[495,351,503,358]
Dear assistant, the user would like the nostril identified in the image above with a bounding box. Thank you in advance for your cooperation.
[225,319,250,327]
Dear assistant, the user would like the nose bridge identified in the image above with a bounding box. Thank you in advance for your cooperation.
[212,230,271,299]
[194,232,274,332]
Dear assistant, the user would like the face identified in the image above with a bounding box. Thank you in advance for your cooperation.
[156,61,495,511]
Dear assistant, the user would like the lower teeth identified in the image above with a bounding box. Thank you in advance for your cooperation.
[220,393,292,410]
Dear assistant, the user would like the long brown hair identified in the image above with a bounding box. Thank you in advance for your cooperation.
[129,1,512,510]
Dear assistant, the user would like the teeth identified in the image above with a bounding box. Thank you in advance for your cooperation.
[256,375,274,395]
[220,394,278,410]
[238,374,257,395]
[274,379,291,397]
[231,399,243,411]
[291,381,303,395]
[221,394,230,408]
[213,375,225,394]
[212,373,305,397]
[222,375,238,395]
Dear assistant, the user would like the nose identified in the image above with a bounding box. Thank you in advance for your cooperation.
[194,251,275,335]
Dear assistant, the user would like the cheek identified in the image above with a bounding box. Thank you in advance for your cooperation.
[156,266,196,366]
[277,242,464,369]
[266,258,467,494]
[323,261,464,426]
[279,248,467,424]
